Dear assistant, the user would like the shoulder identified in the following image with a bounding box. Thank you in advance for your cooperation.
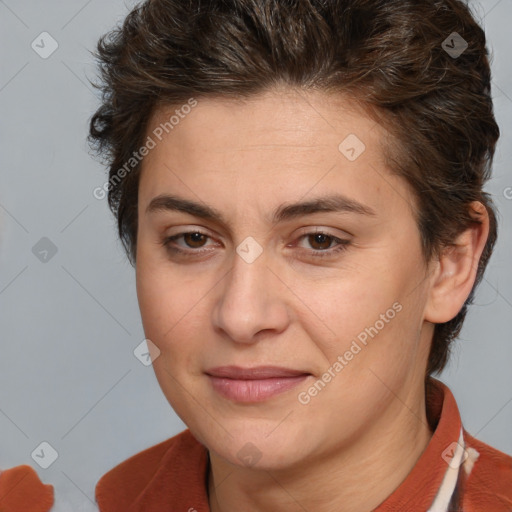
[463,430,512,510]
[0,464,54,512]
[95,429,208,511]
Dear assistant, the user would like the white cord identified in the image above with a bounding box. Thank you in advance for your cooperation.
[427,427,466,512]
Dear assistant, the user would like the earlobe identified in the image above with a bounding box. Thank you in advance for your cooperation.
[424,201,490,324]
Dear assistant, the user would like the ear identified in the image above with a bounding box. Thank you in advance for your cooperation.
[424,201,490,324]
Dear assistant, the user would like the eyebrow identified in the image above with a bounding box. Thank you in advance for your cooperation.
[145,193,376,226]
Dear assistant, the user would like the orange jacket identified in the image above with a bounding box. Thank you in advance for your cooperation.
[95,379,512,511]
[0,464,54,512]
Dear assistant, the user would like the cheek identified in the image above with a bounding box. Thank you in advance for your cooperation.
[136,258,185,347]
[296,248,427,366]
[135,257,213,370]
[291,268,396,341]
[136,269,170,341]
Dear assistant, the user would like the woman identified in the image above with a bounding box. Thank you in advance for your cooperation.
[88,0,512,510]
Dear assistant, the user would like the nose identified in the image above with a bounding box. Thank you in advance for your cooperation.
[212,246,290,345]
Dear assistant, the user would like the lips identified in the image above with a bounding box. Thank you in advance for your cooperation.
[205,365,310,379]
[205,366,311,402]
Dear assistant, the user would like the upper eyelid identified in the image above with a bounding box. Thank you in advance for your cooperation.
[165,224,351,239]
[294,226,352,239]
[165,229,349,249]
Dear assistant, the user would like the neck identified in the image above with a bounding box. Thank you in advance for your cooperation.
[207,384,433,512]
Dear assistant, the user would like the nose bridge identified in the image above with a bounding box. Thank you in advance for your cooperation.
[213,244,288,343]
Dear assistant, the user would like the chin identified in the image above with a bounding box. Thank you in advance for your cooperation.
[196,421,313,471]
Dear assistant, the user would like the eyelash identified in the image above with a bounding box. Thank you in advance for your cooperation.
[161,230,350,259]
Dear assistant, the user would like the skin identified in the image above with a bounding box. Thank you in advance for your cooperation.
[135,87,489,512]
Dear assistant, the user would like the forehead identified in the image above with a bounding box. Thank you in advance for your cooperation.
[139,88,413,220]
[146,88,382,151]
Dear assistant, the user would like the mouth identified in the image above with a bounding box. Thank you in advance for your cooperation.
[205,365,311,402]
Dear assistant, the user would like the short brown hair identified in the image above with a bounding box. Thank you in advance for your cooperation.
[88,0,500,375]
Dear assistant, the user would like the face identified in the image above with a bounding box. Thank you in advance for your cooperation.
[136,88,434,471]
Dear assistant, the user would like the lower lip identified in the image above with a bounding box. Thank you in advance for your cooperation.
[208,375,310,402]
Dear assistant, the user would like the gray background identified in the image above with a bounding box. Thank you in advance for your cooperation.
[0,0,510,510]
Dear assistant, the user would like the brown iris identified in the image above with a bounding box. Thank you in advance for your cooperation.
[184,232,208,248]
[308,233,332,251]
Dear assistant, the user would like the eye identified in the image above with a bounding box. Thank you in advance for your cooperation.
[162,230,216,255]
[294,230,351,258]
[161,228,351,260]
[177,232,208,248]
